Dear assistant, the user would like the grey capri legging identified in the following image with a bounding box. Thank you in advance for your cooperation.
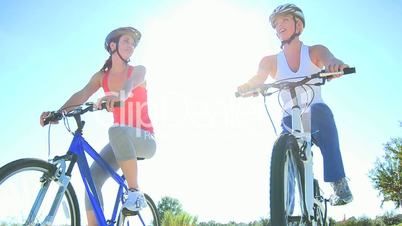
[85,126,156,211]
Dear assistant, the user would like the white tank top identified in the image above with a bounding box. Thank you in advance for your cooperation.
[275,43,324,116]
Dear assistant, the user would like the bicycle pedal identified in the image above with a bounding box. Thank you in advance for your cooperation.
[122,207,139,216]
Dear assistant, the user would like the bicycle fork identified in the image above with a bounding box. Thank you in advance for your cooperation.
[293,115,326,224]
[289,97,315,223]
[26,158,71,225]
[300,139,314,221]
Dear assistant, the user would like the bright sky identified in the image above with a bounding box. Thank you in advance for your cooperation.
[1,0,402,224]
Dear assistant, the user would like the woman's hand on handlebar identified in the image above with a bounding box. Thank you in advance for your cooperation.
[325,60,349,80]
[40,111,59,127]
[97,95,119,112]
[237,82,258,97]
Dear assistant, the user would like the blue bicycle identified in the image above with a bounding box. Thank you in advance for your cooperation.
[0,102,160,226]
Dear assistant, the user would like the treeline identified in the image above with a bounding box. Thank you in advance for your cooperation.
[156,196,402,226]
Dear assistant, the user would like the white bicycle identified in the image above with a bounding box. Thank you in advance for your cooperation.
[236,67,355,225]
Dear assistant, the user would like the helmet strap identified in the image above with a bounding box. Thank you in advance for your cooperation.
[280,32,300,49]
[117,51,130,64]
[280,16,300,49]
[113,39,130,64]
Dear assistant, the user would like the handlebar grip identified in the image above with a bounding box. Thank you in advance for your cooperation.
[43,118,51,126]
[99,101,122,110]
[235,90,260,98]
[43,111,63,126]
[319,67,356,78]
[102,101,122,109]
[115,101,122,107]
[343,67,356,75]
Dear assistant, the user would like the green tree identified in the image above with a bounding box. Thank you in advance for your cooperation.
[157,196,183,222]
[376,211,402,226]
[329,217,337,225]
[256,217,270,226]
[369,137,402,208]
[162,210,198,226]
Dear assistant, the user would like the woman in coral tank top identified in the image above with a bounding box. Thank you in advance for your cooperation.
[40,27,156,226]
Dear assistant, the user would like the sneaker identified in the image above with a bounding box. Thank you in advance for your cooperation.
[330,177,353,206]
[123,189,147,211]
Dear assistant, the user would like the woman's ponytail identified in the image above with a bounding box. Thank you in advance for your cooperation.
[100,56,112,72]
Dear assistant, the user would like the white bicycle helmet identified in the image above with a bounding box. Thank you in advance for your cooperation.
[104,27,141,54]
[269,3,305,28]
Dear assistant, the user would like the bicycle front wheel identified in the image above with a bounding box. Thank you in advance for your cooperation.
[117,193,160,226]
[270,134,301,226]
[0,158,80,226]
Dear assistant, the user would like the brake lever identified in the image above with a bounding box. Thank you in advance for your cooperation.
[85,102,98,112]
[65,107,83,117]
[261,91,275,97]
[312,78,326,86]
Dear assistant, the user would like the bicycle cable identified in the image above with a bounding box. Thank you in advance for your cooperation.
[273,75,311,84]
[305,84,315,110]
[47,123,52,158]
[263,94,278,136]
[278,89,290,116]
[265,81,319,136]
[300,84,310,115]
[45,103,82,158]
[59,104,82,112]
[64,116,72,134]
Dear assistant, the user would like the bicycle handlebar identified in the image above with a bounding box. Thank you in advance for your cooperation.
[43,101,121,126]
[235,67,356,98]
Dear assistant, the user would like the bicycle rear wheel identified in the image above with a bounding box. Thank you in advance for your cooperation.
[117,193,160,226]
[0,158,80,226]
[270,134,302,226]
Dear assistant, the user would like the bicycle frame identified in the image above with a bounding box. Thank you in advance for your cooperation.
[69,132,128,226]
[33,131,129,226]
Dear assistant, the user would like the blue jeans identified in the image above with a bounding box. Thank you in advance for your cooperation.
[281,103,345,182]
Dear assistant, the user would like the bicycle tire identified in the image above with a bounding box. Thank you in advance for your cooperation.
[0,158,80,226]
[117,193,160,226]
[270,134,300,226]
